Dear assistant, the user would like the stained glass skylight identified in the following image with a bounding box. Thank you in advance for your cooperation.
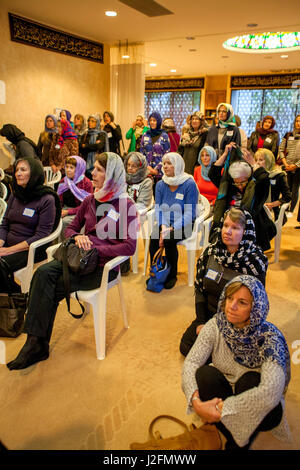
[223,32,300,53]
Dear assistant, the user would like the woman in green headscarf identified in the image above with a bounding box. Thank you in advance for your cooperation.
[205,103,241,157]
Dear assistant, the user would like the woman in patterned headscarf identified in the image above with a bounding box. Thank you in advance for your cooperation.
[182,274,291,450]
[180,207,268,356]
[49,119,79,174]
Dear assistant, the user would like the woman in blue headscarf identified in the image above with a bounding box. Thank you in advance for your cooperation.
[182,274,291,450]
[140,111,170,191]
[194,145,218,209]
[79,114,108,178]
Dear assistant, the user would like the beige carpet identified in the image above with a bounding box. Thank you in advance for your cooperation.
[0,212,299,451]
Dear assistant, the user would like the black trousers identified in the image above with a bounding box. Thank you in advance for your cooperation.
[287,168,300,212]
[196,365,283,450]
[149,224,193,280]
[23,260,117,342]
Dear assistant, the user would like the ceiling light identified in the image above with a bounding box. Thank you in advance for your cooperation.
[105,11,117,17]
[149,63,157,67]
[186,37,195,40]
[189,49,197,52]
[122,55,130,59]
[170,69,177,72]
[281,54,289,58]
[247,23,258,27]
[223,32,300,53]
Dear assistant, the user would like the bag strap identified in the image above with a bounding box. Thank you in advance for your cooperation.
[148,415,189,439]
[149,247,165,276]
[61,243,85,319]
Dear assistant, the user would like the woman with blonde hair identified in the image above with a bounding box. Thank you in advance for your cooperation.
[254,148,291,222]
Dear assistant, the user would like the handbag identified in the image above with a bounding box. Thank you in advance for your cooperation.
[53,238,99,319]
[0,258,27,338]
[146,247,171,293]
[130,415,222,451]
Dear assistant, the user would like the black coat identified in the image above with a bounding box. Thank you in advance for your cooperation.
[247,131,279,158]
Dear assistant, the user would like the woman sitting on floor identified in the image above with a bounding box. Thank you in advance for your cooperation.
[7,152,138,370]
[0,157,61,293]
[182,274,291,450]
[148,152,198,290]
[179,208,267,356]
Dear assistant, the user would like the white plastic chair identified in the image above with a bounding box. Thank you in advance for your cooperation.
[0,182,7,201]
[0,198,7,223]
[14,219,63,293]
[143,196,210,286]
[47,244,129,360]
[264,202,290,263]
[43,167,62,189]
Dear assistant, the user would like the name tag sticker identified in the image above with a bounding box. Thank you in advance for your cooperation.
[107,132,112,138]
[270,179,276,185]
[107,209,120,222]
[288,136,294,141]
[131,184,140,191]
[23,208,35,217]
[265,137,272,143]
[175,193,184,200]
[205,269,219,281]
[226,130,233,136]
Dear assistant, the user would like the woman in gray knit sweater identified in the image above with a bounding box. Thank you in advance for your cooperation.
[182,275,291,450]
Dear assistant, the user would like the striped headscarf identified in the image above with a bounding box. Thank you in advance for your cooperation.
[57,119,78,147]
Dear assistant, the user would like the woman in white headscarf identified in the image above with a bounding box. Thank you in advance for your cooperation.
[148,152,199,289]
[7,152,138,370]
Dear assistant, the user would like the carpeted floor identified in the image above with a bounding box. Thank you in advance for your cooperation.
[0,211,299,451]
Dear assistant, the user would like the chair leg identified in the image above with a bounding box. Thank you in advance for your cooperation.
[187,249,196,287]
[132,242,139,274]
[143,238,150,276]
[118,277,129,329]
[93,295,107,360]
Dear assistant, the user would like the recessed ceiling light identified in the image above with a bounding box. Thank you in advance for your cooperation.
[247,23,258,27]
[281,54,289,58]
[170,69,177,72]
[122,55,130,59]
[186,37,195,40]
[105,11,117,17]
[189,49,197,52]
[149,63,157,67]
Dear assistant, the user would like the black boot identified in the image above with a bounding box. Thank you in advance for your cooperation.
[7,335,49,370]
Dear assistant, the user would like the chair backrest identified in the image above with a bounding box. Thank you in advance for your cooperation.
[198,194,211,219]
[0,198,7,223]
[264,202,290,230]
[43,167,62,187]
[0,168,4,181]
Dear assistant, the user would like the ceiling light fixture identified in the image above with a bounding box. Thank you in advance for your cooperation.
[105,11,117,17]
[149,63,157,67]
[281,54,289,58]
[170,69,177,72]
[223,32,300,53]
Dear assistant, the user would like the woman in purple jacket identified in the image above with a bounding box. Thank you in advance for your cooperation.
[7,152,138,370]
[0,157,61,293]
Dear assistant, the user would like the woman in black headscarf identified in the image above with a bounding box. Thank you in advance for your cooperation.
[102,111,122,155]
[0,157,61,292]
[0,124,38,161]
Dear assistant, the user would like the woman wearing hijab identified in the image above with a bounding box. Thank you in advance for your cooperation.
[7,152,138,370]
[193,146,218,208]
[162,118,180,153]
[124,152,153,212]
[79,115,108,178]
[182,274,291,450]
[57,156,94,239]
[205,103,241,157]
[49,119,79,174]
[208,142,275,251]
[102,111,122,155]
[248,115,279,158]
[278,115,300,217]
[37,115,58,166]
[254,148,291,223]
[0,157,61,293]
[0,124,38,161]
[140,112,170,190]
[180,207,268,356]
[126,115,149,153]
[59,109,74,128]
[148,152,198,290]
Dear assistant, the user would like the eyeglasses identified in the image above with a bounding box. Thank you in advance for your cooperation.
[233,180,248,187]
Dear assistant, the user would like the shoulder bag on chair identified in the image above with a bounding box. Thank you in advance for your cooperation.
[0,258,27,338]
[53,238,99,319]
[146,247,170,293]
[130,414,222,451]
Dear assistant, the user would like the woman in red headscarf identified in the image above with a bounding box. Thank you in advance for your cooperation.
[247,115,279,158]
[49,118,79,174]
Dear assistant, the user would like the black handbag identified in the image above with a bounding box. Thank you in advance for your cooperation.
[0,258,27,338]
[53,238,99,319]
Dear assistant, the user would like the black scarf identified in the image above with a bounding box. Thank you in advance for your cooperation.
[12,157,61,230]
